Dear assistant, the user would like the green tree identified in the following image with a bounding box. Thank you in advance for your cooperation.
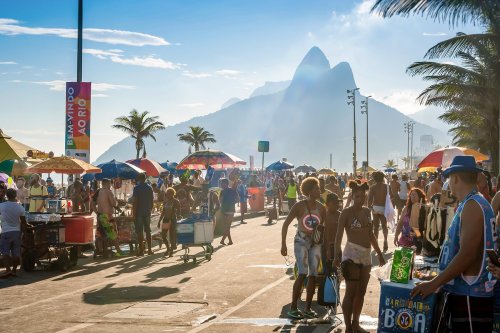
[372,0,500,171]
[112,109,165,159]
[177,126,216,152]
[384,159,398,168]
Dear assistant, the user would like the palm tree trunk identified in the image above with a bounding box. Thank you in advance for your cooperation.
[195,143,199,152]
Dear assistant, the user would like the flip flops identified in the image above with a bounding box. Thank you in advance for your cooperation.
[287,309,304,319]
[303,309,319,319]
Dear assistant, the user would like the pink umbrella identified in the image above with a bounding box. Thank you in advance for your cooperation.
[126,158,167,177]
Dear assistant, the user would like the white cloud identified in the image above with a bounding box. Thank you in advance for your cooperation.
[0,18,170,46]
[215,69,241,76]
[0,61,16,65]
[182,70,212,78]
[179,103,204,108]
[10,79,21,83]
[84,48,180,70]
[373,90,426,115]
[423,32,447,36]
[92,93,108,98]
[32,80,134,92]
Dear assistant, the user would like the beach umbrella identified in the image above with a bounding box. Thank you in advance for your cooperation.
[0,159,28,176]
[160,161,179,174]
[266,160,294,171]
[417,146,489,170]
[126,158,167,177]
[384,168,397,173]
[317,168,337,175]
[294,165,316,173]
[356,166,376,173]
[176,150,246,170]
[0,129,39,161]
[25,156,101,174]
[94,159,145,180]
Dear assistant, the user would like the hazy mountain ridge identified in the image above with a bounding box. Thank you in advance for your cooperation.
[96,47,450,171]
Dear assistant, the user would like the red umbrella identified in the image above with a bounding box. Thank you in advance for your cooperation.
[176,150,246,170]
[126,158,167,177]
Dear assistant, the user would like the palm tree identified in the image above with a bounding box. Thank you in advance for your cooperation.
[371,0,500,171]
[384,159,398,169]
[401,157,410,169]
[177,126,216,152]
[112,109,165,159]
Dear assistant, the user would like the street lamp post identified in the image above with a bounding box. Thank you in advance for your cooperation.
[77,0,83,82]
[404,121,415,170]
[361,96,371,178]
[347,88,360,176]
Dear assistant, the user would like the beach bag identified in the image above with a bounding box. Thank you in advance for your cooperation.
[384,185,396,232]
[390,247,414,284]
[317,273,340,306]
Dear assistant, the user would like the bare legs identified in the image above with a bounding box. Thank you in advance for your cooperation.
[220,214,233,245]
[372,214,388,251]
[291,274,316,312]
[342,266,371,333]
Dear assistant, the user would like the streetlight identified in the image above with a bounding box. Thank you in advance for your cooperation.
[361,95,371,177]
[404,121,415,170]
[347,88,360,176]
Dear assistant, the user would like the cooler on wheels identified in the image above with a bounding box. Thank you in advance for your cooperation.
[247,187,265,211]
[378,280,437,333]
[176,213,214,263]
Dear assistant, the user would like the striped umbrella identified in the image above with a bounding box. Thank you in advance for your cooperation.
[417,146,489,170]
[176,150,246,170]
[25,156,101,174]
[126,158,167,177]
[0,159,28,176]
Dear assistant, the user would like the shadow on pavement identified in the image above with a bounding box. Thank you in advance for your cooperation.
[82,283,178,305]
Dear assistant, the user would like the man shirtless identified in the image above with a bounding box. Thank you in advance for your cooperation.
[93,179,122,256]
[325,176,342,199]
[368,171,389,252]
[324,193,341,264]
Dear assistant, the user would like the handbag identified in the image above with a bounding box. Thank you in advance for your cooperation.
[305,200,323,245]
[317,273,340,306]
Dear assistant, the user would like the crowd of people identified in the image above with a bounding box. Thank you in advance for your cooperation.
[2,156,500,331]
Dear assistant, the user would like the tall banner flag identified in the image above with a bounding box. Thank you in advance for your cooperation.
[65,82,91,162]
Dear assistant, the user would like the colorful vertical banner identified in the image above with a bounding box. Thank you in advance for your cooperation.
[65,82,91,162]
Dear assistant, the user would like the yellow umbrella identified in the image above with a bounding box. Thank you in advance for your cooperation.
[25,156,101,174]
[317,168,338,175]
[356,166,376,173]
[0,129,39,161]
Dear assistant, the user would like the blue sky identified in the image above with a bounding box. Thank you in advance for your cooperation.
[1,0,481,160]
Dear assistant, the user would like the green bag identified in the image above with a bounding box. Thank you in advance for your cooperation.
[390,247,414,283]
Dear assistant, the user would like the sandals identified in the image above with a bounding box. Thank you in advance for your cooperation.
[287,309,304,319]
[303,309,319,319]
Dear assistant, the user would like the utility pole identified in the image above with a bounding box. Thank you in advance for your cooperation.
[404,121,415,170]
[77,0,83,82]
[347,88,360,176]
[361,96,371,178]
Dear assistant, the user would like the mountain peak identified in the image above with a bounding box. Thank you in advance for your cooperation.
[291,46,330,84]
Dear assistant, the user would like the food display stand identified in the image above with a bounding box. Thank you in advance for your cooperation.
[22,213,75,272]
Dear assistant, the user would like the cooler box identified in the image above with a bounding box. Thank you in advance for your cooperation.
[378,280,436,333]
[62,215,94,244]
[194,220,214,244]
[176,218,195,244]
[248,187,265,211]
[281,201,289,214]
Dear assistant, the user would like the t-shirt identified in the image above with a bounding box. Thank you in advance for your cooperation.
[220,188,238,213]
[29,185,48,212]
[133,182,154,216]
[0,201,25,233]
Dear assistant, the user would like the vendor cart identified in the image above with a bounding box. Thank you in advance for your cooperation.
[177,211,214,263]
[22,213,77,272]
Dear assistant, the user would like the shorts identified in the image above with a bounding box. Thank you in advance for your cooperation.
[294,231,322,277]
[447,294,494,332]
[135,214,152,234]
[0,231,21,257]
[97,213,117,240]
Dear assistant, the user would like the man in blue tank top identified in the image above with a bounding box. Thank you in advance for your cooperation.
[411,156,496,332]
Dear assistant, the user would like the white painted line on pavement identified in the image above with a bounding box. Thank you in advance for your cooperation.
[55,323,95,333]
[187,274,290,333]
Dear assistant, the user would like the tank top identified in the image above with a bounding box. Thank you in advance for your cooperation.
[439,190,496,297]
[287,184,297,199]
[399,181,409,200]
[297,201,321,235]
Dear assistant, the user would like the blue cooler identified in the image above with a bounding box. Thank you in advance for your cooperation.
[176,218,195,245]
[378,280,436,333]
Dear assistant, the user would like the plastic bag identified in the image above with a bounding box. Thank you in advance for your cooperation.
[370,258,393,281]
